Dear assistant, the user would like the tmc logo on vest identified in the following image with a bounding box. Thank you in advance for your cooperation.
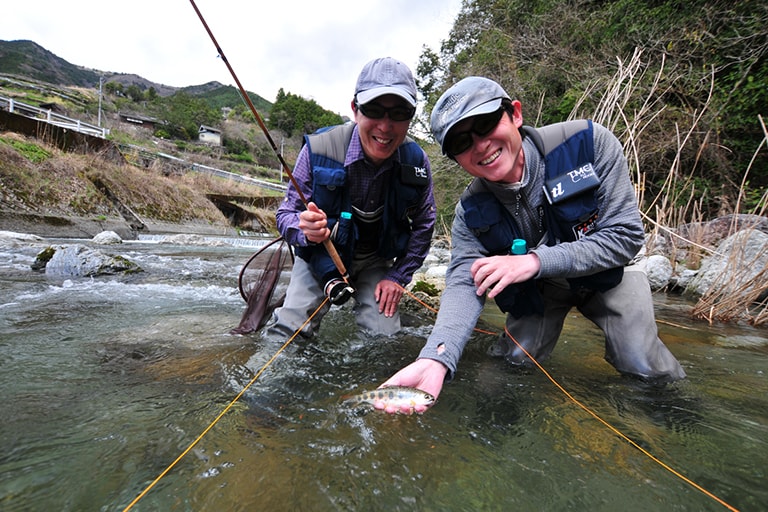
[567,163,596,183]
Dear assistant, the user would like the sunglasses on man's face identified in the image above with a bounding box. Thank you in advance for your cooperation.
[445,108,506,156]
[356,101,416,122]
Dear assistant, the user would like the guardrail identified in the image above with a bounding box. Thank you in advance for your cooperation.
[114,142,287,193]
[158,152,288,193]
[0,95,108,138]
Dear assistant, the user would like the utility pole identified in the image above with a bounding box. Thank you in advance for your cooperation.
[97,76,103,127]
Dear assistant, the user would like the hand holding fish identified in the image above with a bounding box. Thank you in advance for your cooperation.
[299,202,331,244]
[374,358,448,414]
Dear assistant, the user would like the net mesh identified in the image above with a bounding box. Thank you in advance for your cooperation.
[230,237,294,335]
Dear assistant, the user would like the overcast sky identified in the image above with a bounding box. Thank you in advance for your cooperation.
[1,0,462,116]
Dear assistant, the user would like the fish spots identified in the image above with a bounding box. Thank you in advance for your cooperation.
[344,386,436,409]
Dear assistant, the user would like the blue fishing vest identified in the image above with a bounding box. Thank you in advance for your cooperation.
[461,120,622,317]
[295,123,429,281]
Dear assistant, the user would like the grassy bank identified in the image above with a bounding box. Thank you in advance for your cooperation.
[0,131,280,235]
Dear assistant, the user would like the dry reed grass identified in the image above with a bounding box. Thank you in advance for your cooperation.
[691,117,768,325]
[571,50,768,325]
[691,228,768,325]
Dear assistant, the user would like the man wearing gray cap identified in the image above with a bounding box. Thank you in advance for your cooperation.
[376,76,685,414]
[266,57,436,338]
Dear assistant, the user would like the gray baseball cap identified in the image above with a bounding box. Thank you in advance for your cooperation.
[354,57,417,107]
[430,77,511,154]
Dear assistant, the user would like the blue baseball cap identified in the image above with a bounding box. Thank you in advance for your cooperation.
[430,77,511,154]
[354,57,418,107]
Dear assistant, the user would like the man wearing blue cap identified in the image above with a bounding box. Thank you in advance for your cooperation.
[376,76,685,413]
[265,57,436,338]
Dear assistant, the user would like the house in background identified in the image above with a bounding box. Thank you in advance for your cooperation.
[118,113,158,131]
[198,125,222,146]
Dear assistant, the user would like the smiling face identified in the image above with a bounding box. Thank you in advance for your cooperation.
[352,94,412,167]
[451,100,526,184]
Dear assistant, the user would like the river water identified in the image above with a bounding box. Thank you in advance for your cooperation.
[0,234,765,511]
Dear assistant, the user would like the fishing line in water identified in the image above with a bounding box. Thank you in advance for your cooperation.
[402,286,739,511]
[121,299,329,512]
[501,325,740,511]
[124,284,739,511]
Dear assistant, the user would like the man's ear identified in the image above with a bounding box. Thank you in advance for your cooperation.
[510,99,524,128]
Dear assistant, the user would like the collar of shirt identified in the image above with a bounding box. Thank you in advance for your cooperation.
[343,124,398,212]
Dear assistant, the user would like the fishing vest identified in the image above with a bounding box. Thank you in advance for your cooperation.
[461,119,622,317]
[295,123,429,280]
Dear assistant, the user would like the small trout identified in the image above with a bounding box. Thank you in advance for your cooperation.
[343,386,435,409]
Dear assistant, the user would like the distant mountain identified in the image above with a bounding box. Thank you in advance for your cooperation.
[0,39,271,111]
[181,83,271,113]
[0,39,101,88]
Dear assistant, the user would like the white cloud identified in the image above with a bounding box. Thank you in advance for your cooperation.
[1,0,462,115]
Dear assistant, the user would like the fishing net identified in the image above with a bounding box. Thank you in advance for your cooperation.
[230,237,294,335]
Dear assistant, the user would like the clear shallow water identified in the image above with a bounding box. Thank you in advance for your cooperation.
[0,237,765,511]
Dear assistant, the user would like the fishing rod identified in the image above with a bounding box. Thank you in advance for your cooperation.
[188,0,348,281]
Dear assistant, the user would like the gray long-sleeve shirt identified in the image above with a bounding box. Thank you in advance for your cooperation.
[418,121,645,378]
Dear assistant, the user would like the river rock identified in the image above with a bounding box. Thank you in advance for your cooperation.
[33,244,142,277]
[425,265,449,280]
[685,229,768,297]
[92,230,123,245]
[0,230,44,246]
[669,266,698,290]
[676,214,768,247]
[410,243,450,293]
[640,254,674,290]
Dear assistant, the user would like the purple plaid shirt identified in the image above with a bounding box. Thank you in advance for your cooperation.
[276,124,436,286]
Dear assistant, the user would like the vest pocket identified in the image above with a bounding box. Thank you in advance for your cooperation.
[312,166,346,214]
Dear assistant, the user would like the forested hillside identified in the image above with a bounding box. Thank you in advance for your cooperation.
[415,0,767,224]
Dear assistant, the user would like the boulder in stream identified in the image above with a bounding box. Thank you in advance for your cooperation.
[92,231,123,245]
[32,244,142,277]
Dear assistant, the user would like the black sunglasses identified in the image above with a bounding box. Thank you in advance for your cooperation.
[445,108,506,156]
[356,101,416,122]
